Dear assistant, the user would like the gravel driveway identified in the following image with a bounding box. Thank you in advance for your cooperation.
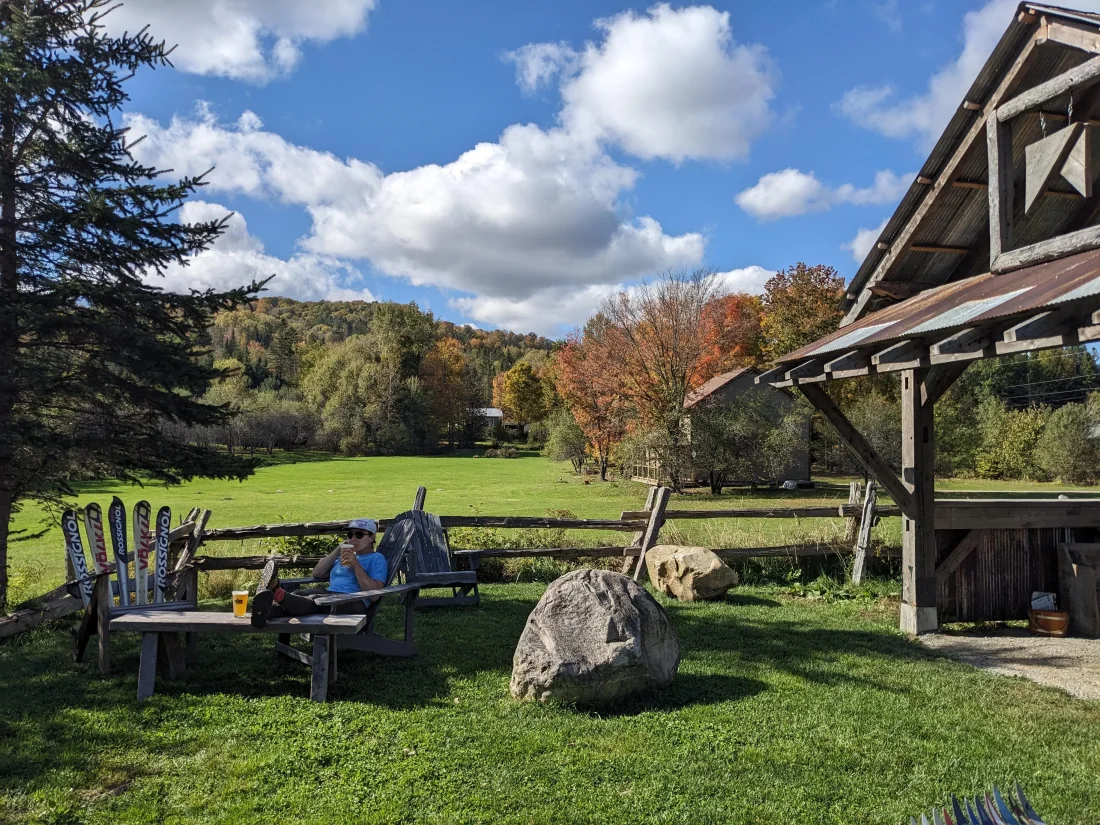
[920,629,1100,701]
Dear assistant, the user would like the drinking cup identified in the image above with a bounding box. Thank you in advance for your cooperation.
[232,590,248,618]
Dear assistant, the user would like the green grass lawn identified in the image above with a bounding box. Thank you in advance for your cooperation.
[8,452,901,605]
[1,585,1097,824]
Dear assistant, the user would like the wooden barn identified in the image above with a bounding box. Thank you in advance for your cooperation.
[632,367,811,486]
[758,3,1100,636]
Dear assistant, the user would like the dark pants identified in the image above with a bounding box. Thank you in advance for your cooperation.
[269,587,369,618]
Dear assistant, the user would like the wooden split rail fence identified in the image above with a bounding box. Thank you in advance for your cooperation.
[1,483,896,638]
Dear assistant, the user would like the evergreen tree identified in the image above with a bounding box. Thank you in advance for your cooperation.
[0,1,263,610]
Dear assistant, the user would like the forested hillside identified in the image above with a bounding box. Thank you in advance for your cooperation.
[168,298,556,456]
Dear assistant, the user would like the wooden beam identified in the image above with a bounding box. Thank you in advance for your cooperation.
[851,481,877,585]
[909,245,969,254]
[1038,18,1100,54]
[824,349,872,379]
[951,177,1080,199]
[929,327,990,360]
[787,358,826,384]
[755,364,789,385]
[843,33,1040,326]
[920,363,970,408]
[900,368,938,635]
[1002,309,1073,343]
[870,282,923,301]
[935,499,1100,530]
[962,100,981,111]
[952,179,988,190]
[798,383,916,519]
[935,529,985,586]
[997,55,1100,122]
[987,115,1014,263]
[871,339,927,372]
[993,223,1100,273]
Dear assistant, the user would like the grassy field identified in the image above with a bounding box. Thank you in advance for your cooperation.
[1,585,1098,824]
[8,451,908,605]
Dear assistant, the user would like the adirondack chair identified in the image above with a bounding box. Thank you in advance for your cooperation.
[65,502,196,677]
[275,513,425,659]
[397,508,480,607]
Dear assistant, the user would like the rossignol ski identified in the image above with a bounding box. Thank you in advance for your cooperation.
[62,509,94,605]
[154,506,171,604]
[83,503,111,577]
[108,497,130,606]
[133,500,152,605]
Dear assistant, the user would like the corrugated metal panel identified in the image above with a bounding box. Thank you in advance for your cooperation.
[777,247,1100,363]
[937,528,1060,623]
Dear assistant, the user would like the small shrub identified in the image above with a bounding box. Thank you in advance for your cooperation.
[6,562,45,608]
[482,446,518,458]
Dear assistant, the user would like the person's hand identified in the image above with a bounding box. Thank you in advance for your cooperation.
[339,544,355,566]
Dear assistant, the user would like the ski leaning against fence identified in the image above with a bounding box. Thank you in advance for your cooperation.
[62,509,94,606]
[108,497,130,606]
[132,501,152,605]
[154,506,171,604]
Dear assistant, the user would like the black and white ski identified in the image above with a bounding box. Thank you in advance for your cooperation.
[62,509,93,606]
[83,503,111,577]
[133,500,152,605]
[153,505,171,604]
[108,497,130,606]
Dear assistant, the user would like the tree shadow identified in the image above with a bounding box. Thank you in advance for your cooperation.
[722,593,781,608]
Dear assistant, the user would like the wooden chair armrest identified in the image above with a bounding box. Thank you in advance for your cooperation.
[411,570,478,584]
[312,582,421,607]
[280,576,325,592]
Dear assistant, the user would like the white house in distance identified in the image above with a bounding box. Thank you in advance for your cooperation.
[633,367,811,485]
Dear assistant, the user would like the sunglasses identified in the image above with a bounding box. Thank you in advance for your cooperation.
[345,530,372,540]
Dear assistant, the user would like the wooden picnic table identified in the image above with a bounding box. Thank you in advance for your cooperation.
[109,610,369,702]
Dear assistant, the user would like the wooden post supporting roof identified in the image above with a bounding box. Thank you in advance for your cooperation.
[900,368,938,635]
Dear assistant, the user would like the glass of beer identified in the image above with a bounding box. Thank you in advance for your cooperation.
[232,590,248,618]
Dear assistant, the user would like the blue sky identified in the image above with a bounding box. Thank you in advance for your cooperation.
[108,0,1092,336]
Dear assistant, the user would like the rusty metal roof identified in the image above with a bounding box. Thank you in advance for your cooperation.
[684,367,753,408]
[843,3,1100,323]
[776,247,1100,365]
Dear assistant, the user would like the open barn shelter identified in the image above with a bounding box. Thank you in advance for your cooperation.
[759,3,1100,635]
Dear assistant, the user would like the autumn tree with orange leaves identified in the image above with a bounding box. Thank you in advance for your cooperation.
[692,293,764,383]
[552,334,628,480]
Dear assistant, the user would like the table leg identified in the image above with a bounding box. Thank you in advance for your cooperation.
[137,632,158,700]
[328,636,338,688]
[310,635,329,702]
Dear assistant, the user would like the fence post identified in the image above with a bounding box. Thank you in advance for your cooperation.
[844,481,862,542]
[633,486,671,582]
[851,481,877,585]
[621,485,659,575]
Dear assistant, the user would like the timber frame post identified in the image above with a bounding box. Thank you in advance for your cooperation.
[900,368,938,634]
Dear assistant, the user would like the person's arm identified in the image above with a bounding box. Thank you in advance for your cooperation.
[349,556,384,592]
[312,548,340,579]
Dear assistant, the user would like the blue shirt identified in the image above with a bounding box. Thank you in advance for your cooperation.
[328,552,388,594]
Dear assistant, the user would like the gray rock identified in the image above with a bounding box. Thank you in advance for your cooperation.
[510,569,679,704]
[645,545,738,601]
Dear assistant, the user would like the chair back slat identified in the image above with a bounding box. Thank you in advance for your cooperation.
[391,509,451,574]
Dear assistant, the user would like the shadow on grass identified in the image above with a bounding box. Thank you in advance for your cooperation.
[0,585,943,794]
[723,593,781,608]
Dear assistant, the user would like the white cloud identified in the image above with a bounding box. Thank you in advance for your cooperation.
[102,0,376,83]
[736,168,912,220]
[843,218,889,264]
[504,42,579,93]
[126,107,703,334]
[713,265,773,294]
[513,4,778,163]
[156,201,376,301]
[836,0,1100,146]
[872,0,903,33]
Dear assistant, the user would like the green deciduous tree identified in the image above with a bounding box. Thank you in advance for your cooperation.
[1035,399,1100,484]
[760,263,845,360]
[543,408,588,474]
[690,392,806,494]
[0,1,262,610]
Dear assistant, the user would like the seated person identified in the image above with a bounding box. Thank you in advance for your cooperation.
[251,518,387,628]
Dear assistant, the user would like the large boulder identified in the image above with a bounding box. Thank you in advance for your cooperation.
[645,545,738,601]
[510,569,679,704]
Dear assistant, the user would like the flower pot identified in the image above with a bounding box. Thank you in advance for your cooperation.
[1028,609,1069,637]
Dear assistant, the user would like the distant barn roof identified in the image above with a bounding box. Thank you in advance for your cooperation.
[684,368,752,408]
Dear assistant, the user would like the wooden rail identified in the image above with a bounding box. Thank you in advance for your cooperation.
[662,504,902,520]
